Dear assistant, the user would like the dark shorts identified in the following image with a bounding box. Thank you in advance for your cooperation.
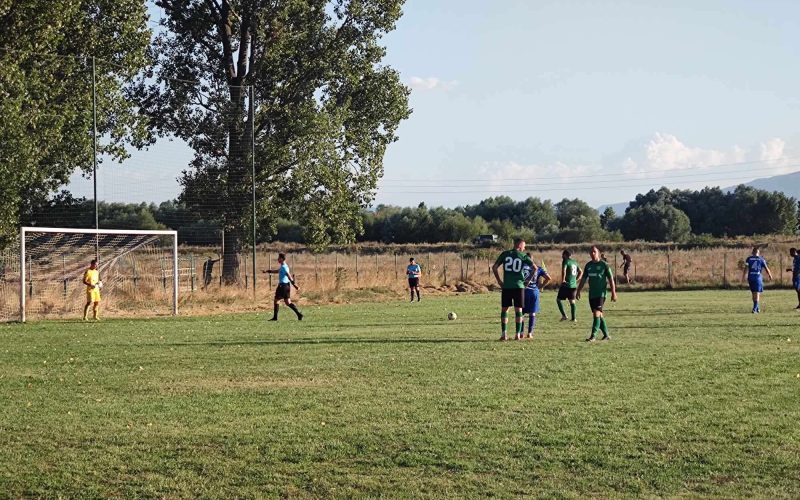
[589,296,605,312]
[557,284,577,301]
[501,288,525,309]
[748,278,763,293]
[408,277,419,288]
[522,288,540,314]
[274,283,291,300]
[623,263,631,274]
[794,275,800,291]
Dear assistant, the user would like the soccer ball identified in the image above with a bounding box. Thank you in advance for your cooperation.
[447,311,457,321]
[96,281,103,289]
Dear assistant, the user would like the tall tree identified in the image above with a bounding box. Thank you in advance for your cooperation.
[0,0,152,246]
[139,0,410,282]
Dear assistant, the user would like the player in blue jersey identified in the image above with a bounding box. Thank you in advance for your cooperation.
[406,257,422,302]
[786,247,800,309]
[740,247,772,313]
[521,253,552,338]
[263,253,303,321]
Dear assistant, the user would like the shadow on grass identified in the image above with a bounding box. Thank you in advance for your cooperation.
[158,337,493,347]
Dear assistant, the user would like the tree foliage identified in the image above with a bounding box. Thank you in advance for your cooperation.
[0,0,152,246]
[138,0,411,280]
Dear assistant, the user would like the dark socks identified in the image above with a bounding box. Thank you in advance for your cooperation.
[272,303,279,320]
[288,303,302,319]
[570,302,576,321]
[527,314,536,334]
[557,300,566,318]
[416,289,420,301]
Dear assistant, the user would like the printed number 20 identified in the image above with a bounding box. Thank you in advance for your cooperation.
[504,257,522,272]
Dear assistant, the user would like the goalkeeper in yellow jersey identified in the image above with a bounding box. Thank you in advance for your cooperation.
[83,259,101,320]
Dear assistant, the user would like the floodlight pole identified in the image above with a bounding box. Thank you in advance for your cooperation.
[91,56,99,261]
[250,85,257,299]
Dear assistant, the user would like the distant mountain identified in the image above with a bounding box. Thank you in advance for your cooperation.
[597,170,800,215]
[722,170,800,200]
[596,201,630,215]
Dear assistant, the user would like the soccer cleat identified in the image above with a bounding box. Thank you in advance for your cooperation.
[297,313,304,321]
[571,319,577,323]
[525,333,533,339]
[499,334,508,341]
[514,334,523,340]
[585,336,596,342]
[560,316,568,321]
[268,317,278,321]
[601,335,610,341]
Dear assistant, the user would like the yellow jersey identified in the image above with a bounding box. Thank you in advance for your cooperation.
[84,269,99,290]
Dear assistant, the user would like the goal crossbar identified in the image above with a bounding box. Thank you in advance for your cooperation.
[19,227,179,322]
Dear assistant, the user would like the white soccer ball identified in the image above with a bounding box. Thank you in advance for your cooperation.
[447,311,457,321]
[96,281,103,289]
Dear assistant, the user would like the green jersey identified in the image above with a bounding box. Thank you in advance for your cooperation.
[583,260,613,298]
[495,250,534,289]
[563,258,580,287]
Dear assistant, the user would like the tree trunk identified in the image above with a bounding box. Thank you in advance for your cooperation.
[222,226,242,284]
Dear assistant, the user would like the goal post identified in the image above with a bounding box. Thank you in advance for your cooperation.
[18,227,179,323]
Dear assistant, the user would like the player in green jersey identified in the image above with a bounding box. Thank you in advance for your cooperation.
[492,238,535,341]
[557,250,582,322]
[576,245,617,342]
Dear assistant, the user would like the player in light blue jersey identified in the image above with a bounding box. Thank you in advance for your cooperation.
[741,247,772,313]
[406,257,421,302]
[786,247,800,309]
[521,254,552,338]
[263,253,303,321]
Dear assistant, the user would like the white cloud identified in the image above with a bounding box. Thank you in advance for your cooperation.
[408,76,459,92]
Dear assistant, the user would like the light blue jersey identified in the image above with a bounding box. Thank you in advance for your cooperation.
[522,264,548,292]
[407,264,421,277]
[278,263,291,284]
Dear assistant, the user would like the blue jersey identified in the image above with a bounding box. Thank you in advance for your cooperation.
[522,264,548,291]
[745,255,767,279]
[407,264,421,277]
[278,263,291,284]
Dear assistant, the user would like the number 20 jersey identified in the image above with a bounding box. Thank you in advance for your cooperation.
[494,250,534,289]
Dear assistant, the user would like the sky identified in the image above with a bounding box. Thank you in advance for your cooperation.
[71,0,800,208]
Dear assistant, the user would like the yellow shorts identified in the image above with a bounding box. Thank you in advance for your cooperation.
[86,288,101,303]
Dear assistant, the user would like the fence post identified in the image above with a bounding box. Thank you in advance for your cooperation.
[375,253,379,278]
[394,253,398,280]
[315,254,319,285]
[723,253,727,288]
[460,254,464,281]
[443,254,447,286]
[62,254,67,299]
[190,253,196,292]
[244,253,249,289]
[779,254,783,285]
[160,256,167,292]
[614,253,618,285]
[666,248,672,289]
[356,251,359,285]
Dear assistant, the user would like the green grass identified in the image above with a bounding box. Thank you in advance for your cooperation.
[1,290,799,497]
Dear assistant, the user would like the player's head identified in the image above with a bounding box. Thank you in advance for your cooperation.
[752,247,760,256]
[590,246,600,261]
[409,257,415,264]
[562,249,571,260]
[89,259,97,269]
[278,253,286,263]
[789,247,797,257]
[620,249,625,255]
[513,237,525,251]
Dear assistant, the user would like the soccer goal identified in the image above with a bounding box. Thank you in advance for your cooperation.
[5,227,179,323]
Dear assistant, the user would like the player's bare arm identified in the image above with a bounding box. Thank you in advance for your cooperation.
[576,274,587,300]
[492,262,503,287]
[608,274,617,302]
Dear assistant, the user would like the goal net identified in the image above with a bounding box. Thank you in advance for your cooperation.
[1,227,178,322]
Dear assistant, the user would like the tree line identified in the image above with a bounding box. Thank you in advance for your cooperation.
[20,185,799,245]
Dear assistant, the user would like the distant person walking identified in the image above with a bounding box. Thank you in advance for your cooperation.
[557,250,582,322]
[492,238,534,341]
[741,247,772,314]
[786,247,800,309]
[263,253,303,321]
[619,249,633,284]
[406,257,421,302]
[202,255,221,289]
[577,246,617,342]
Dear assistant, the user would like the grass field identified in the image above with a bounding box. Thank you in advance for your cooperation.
[1,290,799,497]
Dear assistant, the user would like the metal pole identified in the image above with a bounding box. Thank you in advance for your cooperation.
[19,227,25,323]
[172,233,179,315]
[250,85,257,299]
[92,56,99,261]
